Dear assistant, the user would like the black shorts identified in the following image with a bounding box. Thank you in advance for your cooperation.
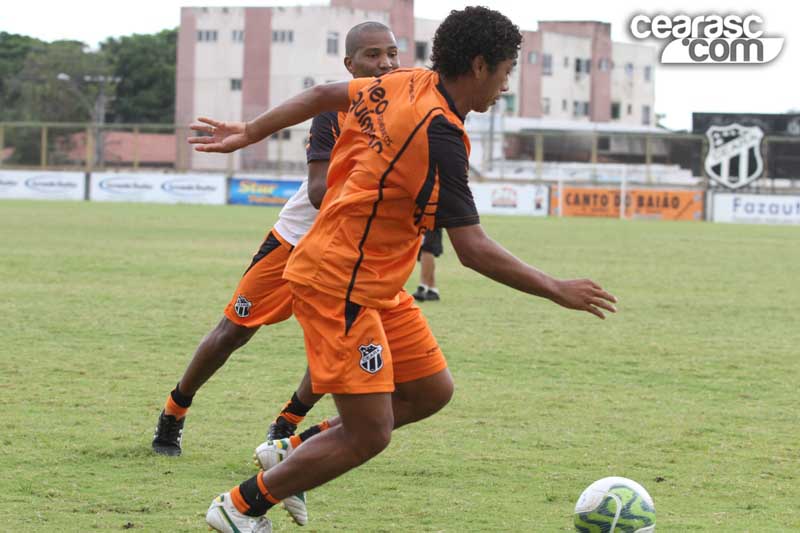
[418,227,443,259]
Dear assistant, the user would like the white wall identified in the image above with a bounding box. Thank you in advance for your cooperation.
[540,32,592,121]
[611,42,656,126]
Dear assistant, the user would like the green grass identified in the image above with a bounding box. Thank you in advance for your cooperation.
[1,200,799,532]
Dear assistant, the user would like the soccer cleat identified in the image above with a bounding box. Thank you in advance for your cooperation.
[206,493,272,533]
[266,416,297,440]
[412,285,427,301]
[253,439,308,526]
[424,289,440,301]
[152,410,185,456]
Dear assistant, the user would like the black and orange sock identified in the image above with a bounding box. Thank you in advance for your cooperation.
[298,419,331,442]
[235,471,279,517]
[164,383,193,419]
[276,392,312,427]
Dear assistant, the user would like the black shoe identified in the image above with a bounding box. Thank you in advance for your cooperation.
[152,410,185,456]
[412,285,427,301]
[425,289,440,301]
[267,416,297,440]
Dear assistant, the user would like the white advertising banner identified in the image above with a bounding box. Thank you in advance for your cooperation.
[712,192,800,225]
[0,171,86,201]
[90,173,226,205]
[470,183,549,216]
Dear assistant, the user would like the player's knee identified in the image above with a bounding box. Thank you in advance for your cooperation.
[425,373,454,415]
[360,424,393,458]
[214,320,255,351]
[347,418,393,460]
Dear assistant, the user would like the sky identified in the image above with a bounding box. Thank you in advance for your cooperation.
[3,0,798,130]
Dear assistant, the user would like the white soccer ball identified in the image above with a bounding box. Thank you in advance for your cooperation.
[573,476,656,532]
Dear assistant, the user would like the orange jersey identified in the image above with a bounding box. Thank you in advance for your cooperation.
[284,68,479,309]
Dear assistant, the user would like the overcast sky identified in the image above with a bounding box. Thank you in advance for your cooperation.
[3,0,797,130]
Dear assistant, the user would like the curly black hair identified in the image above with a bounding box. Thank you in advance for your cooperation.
[431,6,522,78]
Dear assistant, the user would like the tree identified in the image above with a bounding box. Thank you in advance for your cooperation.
[102,29,177,124]
[0,32,46,120]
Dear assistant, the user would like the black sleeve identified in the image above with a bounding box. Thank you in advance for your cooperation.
[428,115,480,228]
[306,111,341,163]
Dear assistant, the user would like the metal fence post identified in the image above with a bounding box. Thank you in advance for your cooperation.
[40,125,48,168]
[133,126,140,170]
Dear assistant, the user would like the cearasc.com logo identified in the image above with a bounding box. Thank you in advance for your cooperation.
[629,14,784,64]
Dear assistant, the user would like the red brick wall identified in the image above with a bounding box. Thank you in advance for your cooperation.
[518,30,542,118]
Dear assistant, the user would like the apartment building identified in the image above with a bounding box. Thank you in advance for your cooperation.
[175,2,657,170]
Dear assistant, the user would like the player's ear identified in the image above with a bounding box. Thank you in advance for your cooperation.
[471,55,488,80]
[344,56,355,75]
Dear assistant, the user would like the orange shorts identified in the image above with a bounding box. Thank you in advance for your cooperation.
[224,229,294,328]
[290,282,447,394]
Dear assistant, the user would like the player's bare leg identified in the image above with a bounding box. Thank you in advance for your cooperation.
[256,368,453,467]
[152,317,258,456]
[414,251,440,301]
[179,317,259,395]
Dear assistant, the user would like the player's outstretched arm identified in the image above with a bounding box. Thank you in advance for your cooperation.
[188,81,351,153]
[446,224,617,319]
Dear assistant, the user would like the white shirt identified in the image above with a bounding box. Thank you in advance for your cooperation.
[272,179,318,246]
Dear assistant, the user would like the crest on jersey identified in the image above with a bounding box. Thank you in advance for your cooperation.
[358,343,384,374]
[234,295,252,318]
[704,124,764,189]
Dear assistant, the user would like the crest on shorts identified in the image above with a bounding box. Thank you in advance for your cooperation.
[358,343,384,374]
[704,123,764,189]
[234,295,252,318]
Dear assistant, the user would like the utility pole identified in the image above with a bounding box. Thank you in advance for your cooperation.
[57,73,118,168]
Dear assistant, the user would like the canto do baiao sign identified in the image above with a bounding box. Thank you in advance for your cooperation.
[629,14,784,64]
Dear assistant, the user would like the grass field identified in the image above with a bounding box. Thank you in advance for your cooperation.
[1,199,799,532]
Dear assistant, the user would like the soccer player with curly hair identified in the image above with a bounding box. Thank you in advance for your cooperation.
[192,7,617,531]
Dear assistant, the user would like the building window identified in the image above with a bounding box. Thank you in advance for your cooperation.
[598,58,611,71]
[272,30,293,43]
[575,58,591,75]
[542,97,551,115]
[573,101,589,117]
[415,41,428,62]
[197,30,218,42]
[611,102,621,119]
[627,103,633,115]
[542,54,552,75]
[397,37,408,52]
[327,32,339,55]
[527,51,538,64]
[562,99,567,112]
[625,63,634,77]
[564,56,570,68]
[231,79,242,91]
[271,130,291,140]
[303,77,315,89]
[644,66,652,82]
[642,105,651,125]
[232,30,245,43]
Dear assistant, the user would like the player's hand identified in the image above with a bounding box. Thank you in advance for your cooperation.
[551,279,617,319]
[187,117,251,153]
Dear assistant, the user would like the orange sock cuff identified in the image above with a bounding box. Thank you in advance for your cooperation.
[230,486,250,514]
[164,395,189,419]
[281,411,304,426]
[256,471,281,505]
[289,435,302,449]
[319,419,331,432]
